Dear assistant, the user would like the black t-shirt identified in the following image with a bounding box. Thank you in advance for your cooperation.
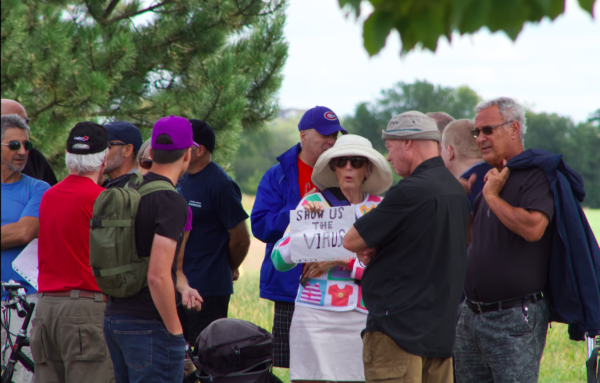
[465,167,554,303]
[354,157,471,358]
[22,148,58,186]
[178,161,248,296]
[105,172,188,320]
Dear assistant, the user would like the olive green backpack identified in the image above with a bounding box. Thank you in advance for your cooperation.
[89,172,177,298]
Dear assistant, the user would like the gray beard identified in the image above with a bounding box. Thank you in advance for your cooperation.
[1,156,26,172]
[104,151,124,174]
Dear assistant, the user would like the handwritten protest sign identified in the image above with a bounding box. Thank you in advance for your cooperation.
[290,206,356,263]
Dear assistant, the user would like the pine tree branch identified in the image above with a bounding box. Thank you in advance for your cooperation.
[205,0,283,30]
[107,0,174,24]
[31,98,63,119]
[102,0,121,21]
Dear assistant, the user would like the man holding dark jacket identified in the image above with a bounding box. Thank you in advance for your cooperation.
[454,97,554,383]
[250,106,345,368]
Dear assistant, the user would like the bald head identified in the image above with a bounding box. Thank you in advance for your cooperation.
[1,99,27,120]
[426,112,454,134]
[442,119,480,159]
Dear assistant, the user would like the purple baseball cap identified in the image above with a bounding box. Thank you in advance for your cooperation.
[151,115,199,150]
[298,106,347,135]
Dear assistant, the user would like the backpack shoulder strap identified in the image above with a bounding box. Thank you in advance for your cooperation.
[321,187,350,207]
[125,172,144,189]
[137,180,177,197]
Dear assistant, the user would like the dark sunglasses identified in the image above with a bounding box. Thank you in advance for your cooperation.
[139,158,153,170]
[1,140,33,151]
[107,141,127,149]
[331,157,368,169]
[471,120,514,138]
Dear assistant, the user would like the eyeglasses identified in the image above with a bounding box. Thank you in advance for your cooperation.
[471,120,514,138]
[107,142,127,149]
[331,157,368,169]
[1,140,33,151]
[139,158,153,170]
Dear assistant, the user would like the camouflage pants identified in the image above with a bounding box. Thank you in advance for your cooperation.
[453,298,549,383]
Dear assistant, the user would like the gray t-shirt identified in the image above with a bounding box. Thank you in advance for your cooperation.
[465,167,554,303]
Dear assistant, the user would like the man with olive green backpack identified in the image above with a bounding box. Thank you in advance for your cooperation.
[102,115,201,383]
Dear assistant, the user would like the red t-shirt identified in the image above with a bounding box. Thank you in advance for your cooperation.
[38,175,105,293]
[297,158,317,198]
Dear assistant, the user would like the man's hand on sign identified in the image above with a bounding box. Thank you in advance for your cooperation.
[356,246,377,266]
[303,199,325,213]
[181,287,203,311]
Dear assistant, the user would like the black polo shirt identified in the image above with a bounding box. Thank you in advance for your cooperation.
[465,167,554,303]
[354,156,470,358]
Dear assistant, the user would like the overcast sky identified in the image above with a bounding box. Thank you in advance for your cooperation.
[279,0,600,123]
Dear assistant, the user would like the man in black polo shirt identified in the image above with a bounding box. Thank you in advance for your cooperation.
[453,97,553,383]
[344,111,470,383]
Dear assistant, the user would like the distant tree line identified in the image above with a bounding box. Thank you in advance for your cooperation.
[235,80,600,208]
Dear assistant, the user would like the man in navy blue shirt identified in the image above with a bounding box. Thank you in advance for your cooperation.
[440,119,492,211]
[178,119,250,345]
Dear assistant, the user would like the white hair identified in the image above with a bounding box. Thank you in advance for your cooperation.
[475,97,527,142]
[65,147,108,175]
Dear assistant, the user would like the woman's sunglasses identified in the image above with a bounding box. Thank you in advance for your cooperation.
[331,157,368,169]
[139,158,153,170]
[1,140,34,151]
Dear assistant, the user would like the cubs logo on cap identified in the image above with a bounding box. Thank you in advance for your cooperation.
[324,112,337,121]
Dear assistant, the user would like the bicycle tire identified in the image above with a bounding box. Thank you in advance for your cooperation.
[1,361,15,383]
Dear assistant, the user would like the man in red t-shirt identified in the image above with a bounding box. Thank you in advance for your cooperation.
[31,122,114,383]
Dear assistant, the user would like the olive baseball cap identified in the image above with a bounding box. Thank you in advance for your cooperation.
[382,111,441,142]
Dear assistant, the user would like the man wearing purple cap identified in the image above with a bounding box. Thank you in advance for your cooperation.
[103,115,202,383]
[251,106,346,368]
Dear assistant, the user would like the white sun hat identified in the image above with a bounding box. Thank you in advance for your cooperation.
[311,134,393,196]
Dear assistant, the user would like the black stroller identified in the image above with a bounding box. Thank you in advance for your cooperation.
[184,318,283,383]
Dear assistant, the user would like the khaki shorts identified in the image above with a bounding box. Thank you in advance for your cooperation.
[30,292,115,383]
[362,331,452,383]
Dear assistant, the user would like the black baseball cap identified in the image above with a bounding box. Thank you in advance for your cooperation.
[66,122,108,154]
[190,119,215,153]
[104,121,143,151]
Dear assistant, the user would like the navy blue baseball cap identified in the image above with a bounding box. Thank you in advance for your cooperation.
[104,121,143,152]
[298,106,347,135]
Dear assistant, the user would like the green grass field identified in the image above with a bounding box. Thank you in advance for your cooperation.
[231,209,600,383]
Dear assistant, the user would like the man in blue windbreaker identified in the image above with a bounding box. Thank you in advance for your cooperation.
[251,106,346,368]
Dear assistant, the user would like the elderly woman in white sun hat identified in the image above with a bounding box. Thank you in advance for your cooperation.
[271,134,393,382]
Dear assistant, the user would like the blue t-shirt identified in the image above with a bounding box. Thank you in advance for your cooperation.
[1,174,50,295]
[460,161,493,212]
[178,162,249,297]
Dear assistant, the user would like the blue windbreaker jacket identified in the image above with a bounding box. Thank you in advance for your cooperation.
[507,149,600,340]
[251,144,303,302]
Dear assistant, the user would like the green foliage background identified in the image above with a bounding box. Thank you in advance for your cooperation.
[1,0,288,178]
[338,0,597,55]
[234,80,600,209]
